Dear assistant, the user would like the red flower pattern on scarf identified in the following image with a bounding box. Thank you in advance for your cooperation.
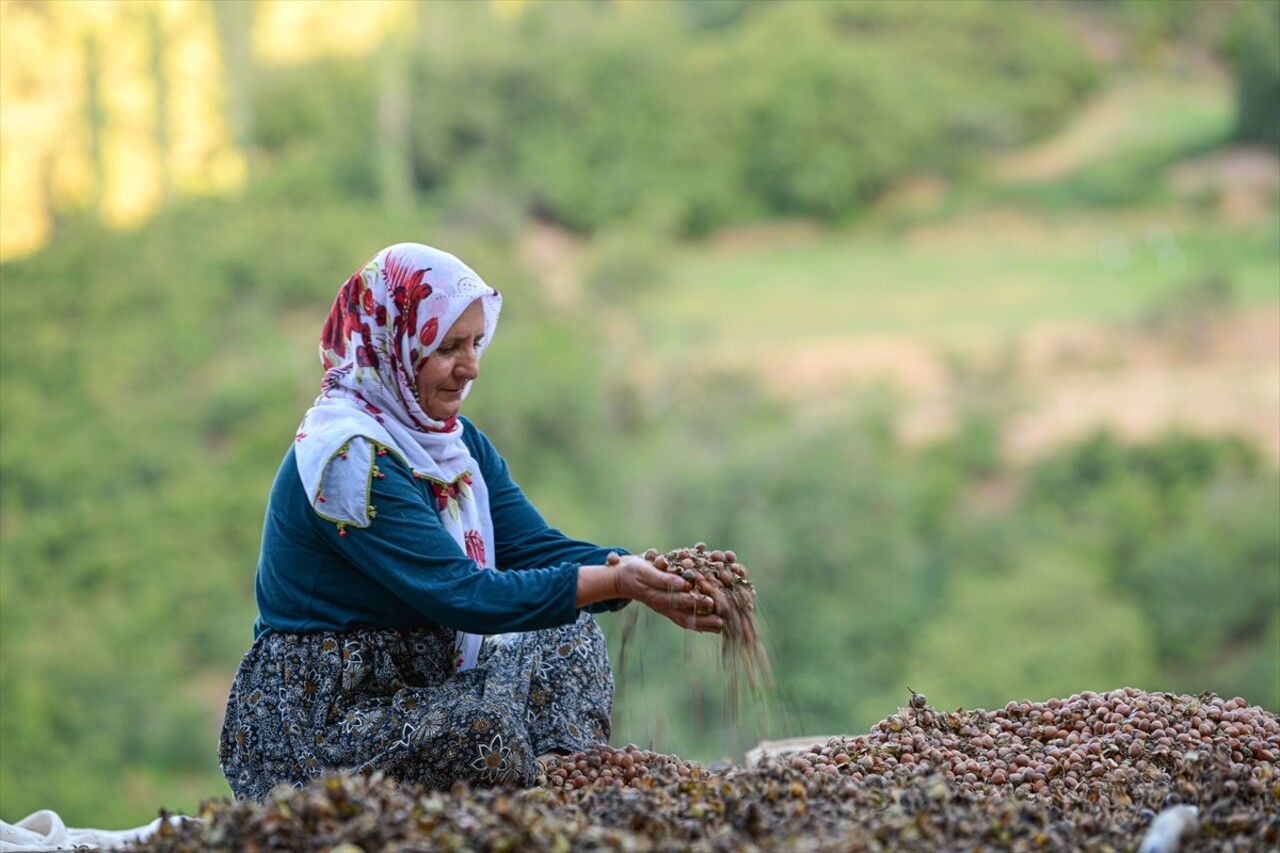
[430,481,452,513]
[419,316,439,348]
[464,530,485,565]
[320,272,364,367]
[429,471,472,516]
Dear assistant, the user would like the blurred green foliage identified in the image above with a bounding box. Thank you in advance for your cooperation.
[1,0,1277,831]
[601,410,1278,762]
[1226,0,1280,147]
[1025,431,1279,696]
[254,0,1098,235]
[1095,0,1278,148]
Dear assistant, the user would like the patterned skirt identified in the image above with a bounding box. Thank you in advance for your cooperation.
[218,612,613,800]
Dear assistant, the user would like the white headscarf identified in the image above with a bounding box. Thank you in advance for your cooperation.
[293,243,502,671]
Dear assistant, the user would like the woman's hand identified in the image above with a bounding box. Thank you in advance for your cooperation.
[578,556,722,633]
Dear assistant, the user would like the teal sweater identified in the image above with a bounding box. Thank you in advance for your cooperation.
[253,417,626,640]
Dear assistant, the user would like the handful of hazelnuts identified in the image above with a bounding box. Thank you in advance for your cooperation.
[611,542,771,702]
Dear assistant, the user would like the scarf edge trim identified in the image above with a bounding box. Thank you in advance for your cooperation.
[311,438,402,532]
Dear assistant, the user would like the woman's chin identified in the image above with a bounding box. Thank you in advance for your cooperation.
[428,405,463,423]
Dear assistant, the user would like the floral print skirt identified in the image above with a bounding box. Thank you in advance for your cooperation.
[219,612,613,800]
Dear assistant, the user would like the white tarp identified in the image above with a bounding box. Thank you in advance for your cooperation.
[1,810,194,852]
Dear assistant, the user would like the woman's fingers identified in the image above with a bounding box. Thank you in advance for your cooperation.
[617,557,688,595]
[707,586,730,616]
[615,555,722,633]
[660,587,713,613]
[664,611,723,634]
[650,590,720,632]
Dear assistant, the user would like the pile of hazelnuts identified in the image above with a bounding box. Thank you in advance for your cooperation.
[759,687,1278,806]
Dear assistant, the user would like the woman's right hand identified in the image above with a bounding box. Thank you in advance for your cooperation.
[577,556,723,633]
[611,555,723,634]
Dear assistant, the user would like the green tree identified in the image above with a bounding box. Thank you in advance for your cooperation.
[1226,0,1280,148]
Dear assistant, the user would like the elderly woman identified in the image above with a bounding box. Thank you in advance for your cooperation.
[218,243,720,800]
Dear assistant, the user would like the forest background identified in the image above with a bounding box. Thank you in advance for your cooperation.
[1,0,1277,829]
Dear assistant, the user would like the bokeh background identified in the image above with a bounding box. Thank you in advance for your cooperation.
[1,0,1277,828]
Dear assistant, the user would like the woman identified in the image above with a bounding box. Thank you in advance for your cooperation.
[219,243,721,800]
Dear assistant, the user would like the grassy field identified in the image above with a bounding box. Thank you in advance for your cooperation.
[651,215,1276,350]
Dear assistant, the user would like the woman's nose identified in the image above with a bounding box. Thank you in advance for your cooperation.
[456,349,480,380]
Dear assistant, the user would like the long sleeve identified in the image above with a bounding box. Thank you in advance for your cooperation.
[255,444,582,638]
[461,419,630,613]
[314,449,582,633]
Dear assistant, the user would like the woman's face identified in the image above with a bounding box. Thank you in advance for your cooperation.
[415,299,486,422]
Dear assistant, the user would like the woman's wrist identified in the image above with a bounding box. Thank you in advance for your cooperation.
[575,563,623,609]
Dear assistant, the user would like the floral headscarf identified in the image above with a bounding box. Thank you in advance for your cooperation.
[316,242,501,436]
[294,243,502,671]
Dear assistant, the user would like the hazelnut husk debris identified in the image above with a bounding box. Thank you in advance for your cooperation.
[134,688,1279,852]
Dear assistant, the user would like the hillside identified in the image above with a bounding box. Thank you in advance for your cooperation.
[1,0,1277,830]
